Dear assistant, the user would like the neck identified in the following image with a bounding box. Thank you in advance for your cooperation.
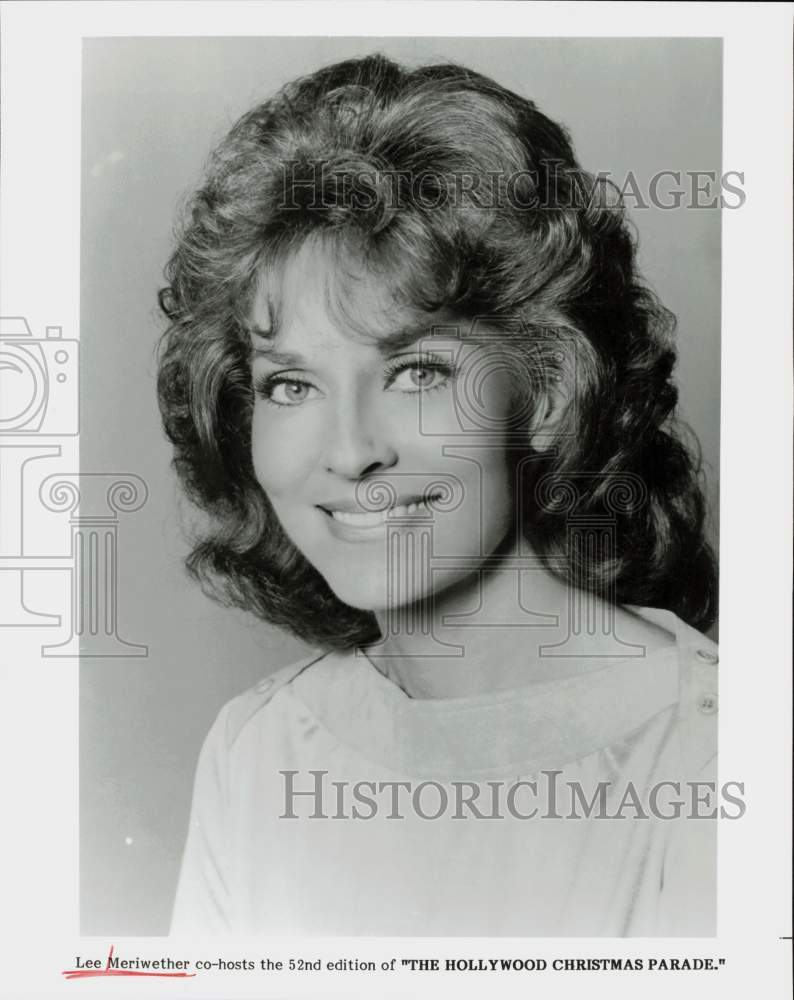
[367,535,582,699]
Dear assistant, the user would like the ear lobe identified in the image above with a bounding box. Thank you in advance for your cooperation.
[528,381,569,451]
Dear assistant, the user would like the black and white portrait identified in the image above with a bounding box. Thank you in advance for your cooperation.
[4,3,794,997]
[78,35,726,939]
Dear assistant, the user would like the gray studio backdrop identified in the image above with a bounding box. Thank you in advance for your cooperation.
[81,36,721,934]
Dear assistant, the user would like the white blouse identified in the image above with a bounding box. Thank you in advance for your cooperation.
[171,606,718,936]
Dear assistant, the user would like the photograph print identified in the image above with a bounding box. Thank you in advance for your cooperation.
[80,35,723,938]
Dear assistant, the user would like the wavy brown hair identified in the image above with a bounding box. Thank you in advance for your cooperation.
[157,54,718,648]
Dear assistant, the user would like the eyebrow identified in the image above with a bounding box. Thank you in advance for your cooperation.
[377,321,460,352]
[250,345,305,366]
[246,320,459,366]
[247,325,298,365]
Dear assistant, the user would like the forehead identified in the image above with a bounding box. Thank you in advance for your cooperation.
[247,236,452,351]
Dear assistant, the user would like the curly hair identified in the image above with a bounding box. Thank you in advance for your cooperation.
[157,54,718,648]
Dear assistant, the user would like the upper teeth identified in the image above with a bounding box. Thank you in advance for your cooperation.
[330,498,436,526]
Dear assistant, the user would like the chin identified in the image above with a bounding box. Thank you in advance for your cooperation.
[333,576,471,620]
[320,564,432,614]
[323,574,390,612]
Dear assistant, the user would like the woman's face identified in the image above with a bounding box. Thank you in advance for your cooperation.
[249,239,518,612]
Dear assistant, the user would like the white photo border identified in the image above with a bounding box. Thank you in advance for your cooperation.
[0,2,791,998]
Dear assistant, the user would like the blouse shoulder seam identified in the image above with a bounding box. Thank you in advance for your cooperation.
[673,628,719,774]
[221,650,328,751]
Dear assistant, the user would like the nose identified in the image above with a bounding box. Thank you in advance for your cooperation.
[323,393,398,480]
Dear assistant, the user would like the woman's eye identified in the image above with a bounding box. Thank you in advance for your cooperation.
[389,364,450,392]
[256,376,317,406]
[275,381,309,404]
[408,367,438,388]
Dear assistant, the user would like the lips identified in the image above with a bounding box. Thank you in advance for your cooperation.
[318,492,443,530]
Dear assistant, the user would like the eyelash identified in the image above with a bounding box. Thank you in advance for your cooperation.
[253,373,315,408]
[382,354,457,394]
[253,354,457,408]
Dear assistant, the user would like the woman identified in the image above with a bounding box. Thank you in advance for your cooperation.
[158,54,718,936]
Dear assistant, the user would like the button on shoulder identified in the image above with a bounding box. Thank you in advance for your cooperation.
[696,692,718,715]
[223,650,327,749]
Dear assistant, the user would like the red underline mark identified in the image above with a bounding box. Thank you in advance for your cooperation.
[61,944,196,980]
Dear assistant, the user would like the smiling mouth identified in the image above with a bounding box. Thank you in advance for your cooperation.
[320,493,443,528]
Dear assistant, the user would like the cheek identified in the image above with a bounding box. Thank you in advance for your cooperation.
[480,454,514,536]
[472,454,514,540]
[468,374,517,531]
[420,359,517,439]
[427,451,513,560]
[250,406,321,497]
